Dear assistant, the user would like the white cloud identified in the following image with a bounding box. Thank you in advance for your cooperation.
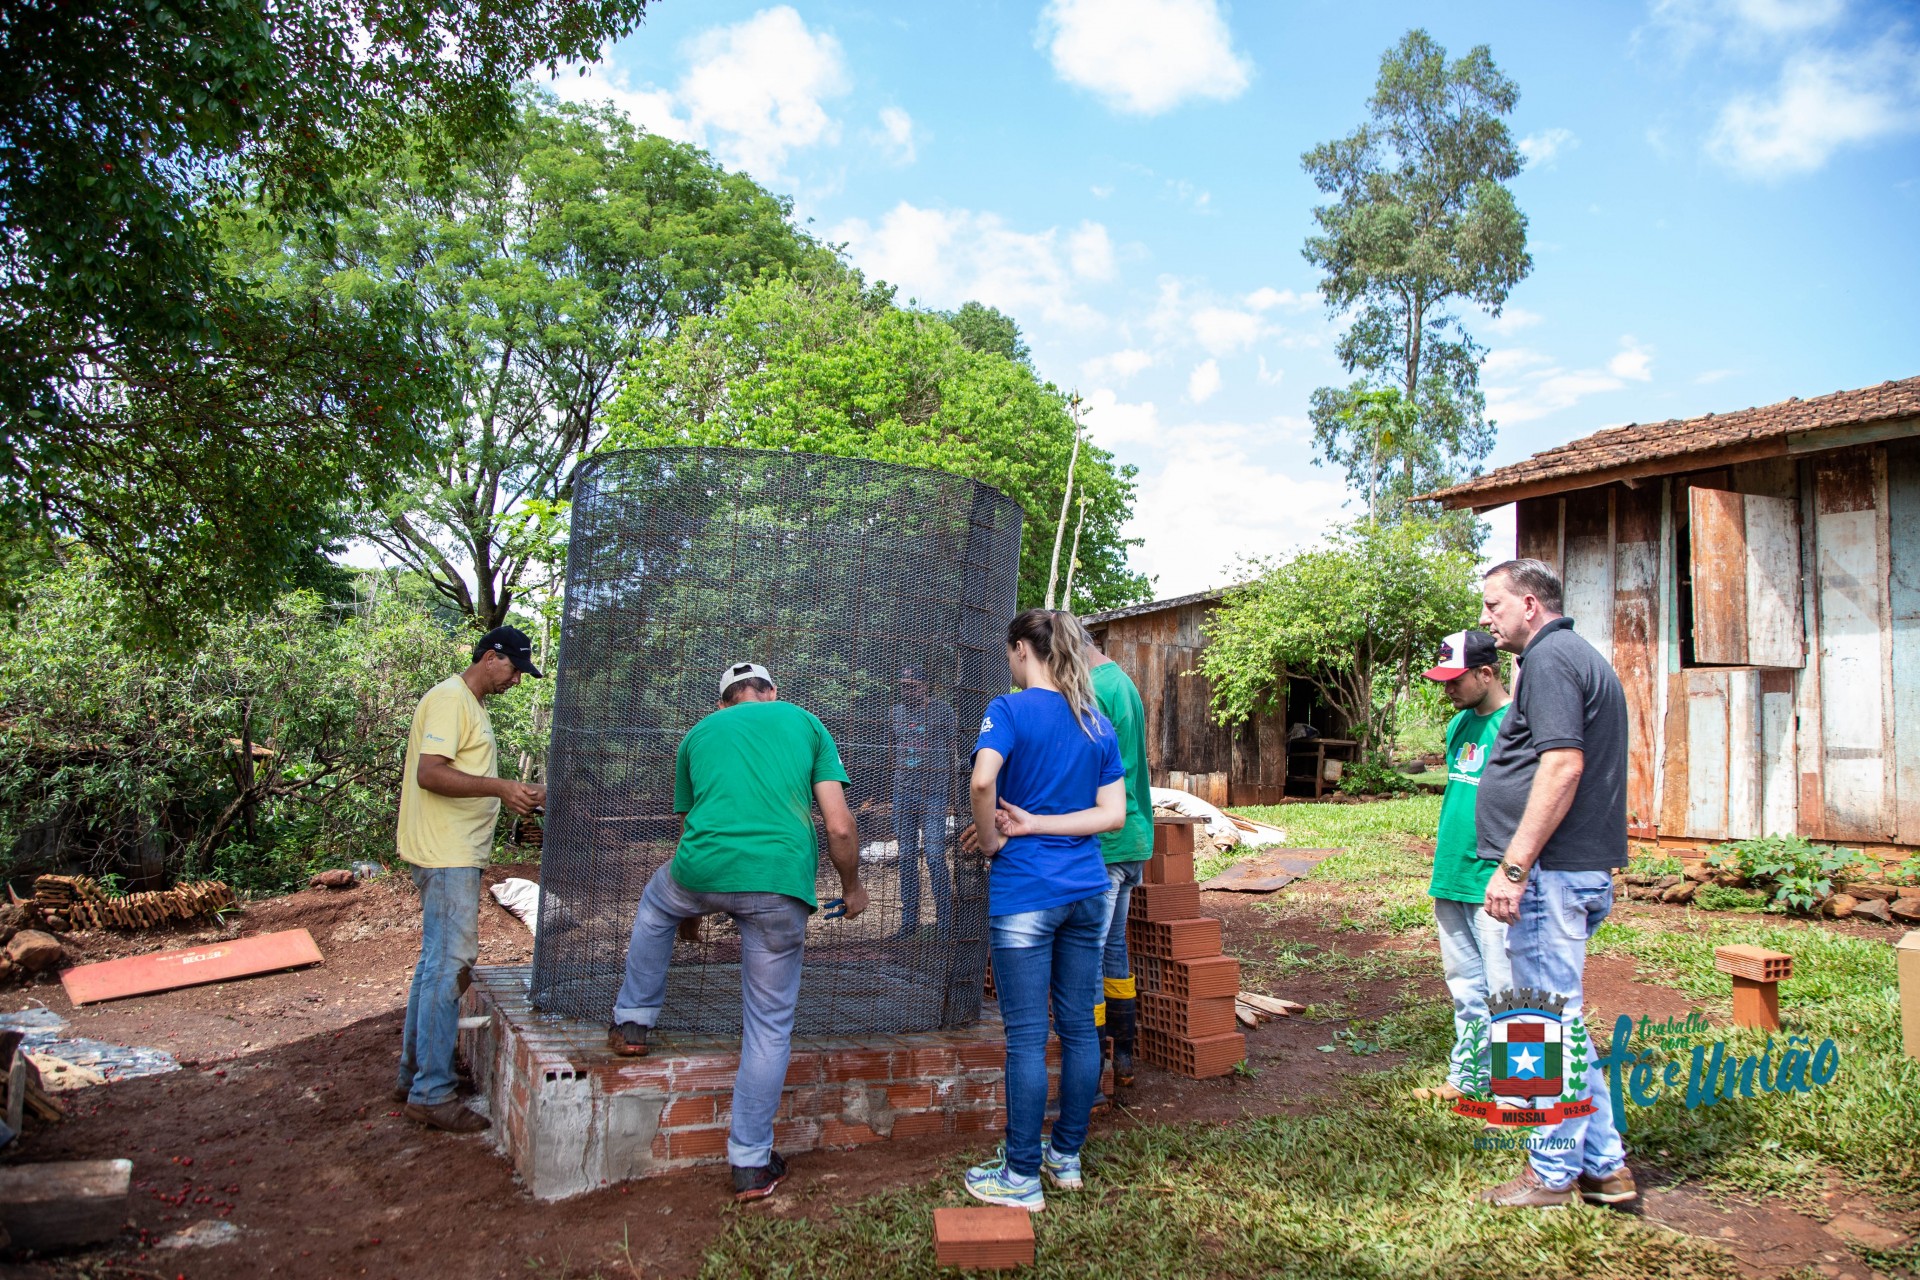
[1256,356,1284,386]
[1520,128,1580,167]
[1081,389,1164,448]
[1645,0,1846,54]
[1608,336,1654,381]
[1189,306,1265,354]
[1707,38,1920,177]
[1118,422,1350,596]
[1187,359,1222,403]
[1066,221,1117,281]
[1484,337,1656,424]
[830,203,1113,329]
[1485,306,1544,336]
[1082,349,1155,383]
[1037,0,1252,115]
[550,7,848,181]
[873,106,917,165]
[1695,367,1739,383]
[1244,286,1313,312]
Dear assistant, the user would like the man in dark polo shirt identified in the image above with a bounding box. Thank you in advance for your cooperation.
[1473,558,1635,1210]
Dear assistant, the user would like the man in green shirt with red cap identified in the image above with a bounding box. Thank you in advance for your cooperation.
[1415,629,1511,1104]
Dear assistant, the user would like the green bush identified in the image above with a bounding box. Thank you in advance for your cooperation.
[1336,754,1415,797]
[1627,851,1684,879]
[1692,884,1770,913]
[0,560,529,894]
[1706,834,1878,914]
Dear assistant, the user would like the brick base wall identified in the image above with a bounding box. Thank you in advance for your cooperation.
[461,965,1088,1200]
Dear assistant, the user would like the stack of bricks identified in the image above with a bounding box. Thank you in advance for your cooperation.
[1128,817,1246,1078]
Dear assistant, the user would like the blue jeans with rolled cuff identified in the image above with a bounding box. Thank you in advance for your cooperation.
[1433,896,1510,1091]
[613,864,811,1169]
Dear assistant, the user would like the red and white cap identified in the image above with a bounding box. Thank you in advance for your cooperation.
[1422,630,1499,681]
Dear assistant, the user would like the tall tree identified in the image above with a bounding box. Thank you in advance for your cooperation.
[285,94,831,629]
[602,275,1150,611]
[1301,29,1530,522]
[2,0,654,639]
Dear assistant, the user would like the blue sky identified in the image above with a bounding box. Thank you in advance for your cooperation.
[546,0,1920,598]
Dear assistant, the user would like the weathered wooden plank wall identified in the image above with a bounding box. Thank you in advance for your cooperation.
[1613,484,1662,837]
[1813,448,1890,840]
[1890,441,1920,844]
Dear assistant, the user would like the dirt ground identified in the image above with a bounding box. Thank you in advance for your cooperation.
[0,871,1906,1280]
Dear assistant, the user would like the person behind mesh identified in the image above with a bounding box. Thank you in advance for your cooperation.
[604,661,869,1203]
[888,664,959,940]
[961,609,1126,1212]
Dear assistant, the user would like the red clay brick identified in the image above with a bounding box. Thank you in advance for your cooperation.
[660,1094,717,1127]
[821,1119,883,1146]
[1131,880,1201,921]
[778,1085,840,1118]
[933,1206,1035,1269]
[822,1049,898,1083]
[662,1126,730,1159]
[951,1109,1001,1134]
[956,1041,1005,1071]
[669,1058,744,1092]
[890,1111,950,1140]
[773,1118,821,1149]
[783,1053,825,1086]
[1139,992,1236,1039]
[887,1082,935,1110]
[906,1046,961,1076]
[1168,955,1241,1000]
[1152,819,1198,858]
[1144,849,1194,885]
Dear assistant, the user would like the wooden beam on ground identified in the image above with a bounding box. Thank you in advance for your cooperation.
[0,1158,132,1252]
[60,929,323,1005]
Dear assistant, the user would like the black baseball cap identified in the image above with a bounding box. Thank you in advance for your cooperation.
[1423,630,1498,681]
[474,626,543,678]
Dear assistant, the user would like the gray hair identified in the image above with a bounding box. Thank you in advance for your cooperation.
[1485,558,1564,614]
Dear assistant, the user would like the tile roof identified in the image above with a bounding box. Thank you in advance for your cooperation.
[1424,375,1920,508]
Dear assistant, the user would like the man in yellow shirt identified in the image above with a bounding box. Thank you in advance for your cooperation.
[395,626,546,1133]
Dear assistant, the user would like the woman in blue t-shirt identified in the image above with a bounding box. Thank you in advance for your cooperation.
[963,608,1125,1211]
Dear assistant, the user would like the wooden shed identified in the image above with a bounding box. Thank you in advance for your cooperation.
[1083,590,1350,808]
[1427,375,1920,852]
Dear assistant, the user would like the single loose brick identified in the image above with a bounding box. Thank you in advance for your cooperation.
[934,1206,1035,1269]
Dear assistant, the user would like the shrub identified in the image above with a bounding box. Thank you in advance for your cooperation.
[1627,851,1684,879]
[1706,835,1878,915]
[1336,755,1414,798]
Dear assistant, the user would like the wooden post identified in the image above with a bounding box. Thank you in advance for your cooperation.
[1714,944,1793,1031]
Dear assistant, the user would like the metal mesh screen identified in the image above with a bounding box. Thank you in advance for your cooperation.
[529,448,1023,1035]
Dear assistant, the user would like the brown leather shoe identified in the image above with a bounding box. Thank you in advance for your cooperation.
[1478,1165,1574,1208]
[1578,1165,1638,1205]
[405,1100,491,1134]
[391,1086,410,1105]
[608,1022,651,1057]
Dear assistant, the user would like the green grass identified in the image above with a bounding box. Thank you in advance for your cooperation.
[1208,795,1443,933]
[699,1083,1743,1279]
[680,798,1916,1279]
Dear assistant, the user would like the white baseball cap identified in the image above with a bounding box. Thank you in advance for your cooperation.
[718,661,774,696]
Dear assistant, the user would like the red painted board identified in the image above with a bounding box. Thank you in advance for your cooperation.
[61,929,323,1005]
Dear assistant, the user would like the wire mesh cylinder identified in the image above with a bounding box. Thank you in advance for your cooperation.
[530,448,1024,1035]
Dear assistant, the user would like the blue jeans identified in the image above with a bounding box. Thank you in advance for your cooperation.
[397,865,482,1106]
[990,892,1106,1178]
[1433,897,1510,1091]
[1505,870,1628,1188]
[1100,859,1145,982]
[612,865,810,1169]
[893,781,952,934]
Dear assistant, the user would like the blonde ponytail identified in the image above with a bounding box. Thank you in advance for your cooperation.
[1007,608,1102,738]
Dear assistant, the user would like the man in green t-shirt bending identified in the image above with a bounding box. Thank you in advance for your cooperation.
[1417,630,1511,1103]
[1084,627,1152,1087]
[608,661,867,1203]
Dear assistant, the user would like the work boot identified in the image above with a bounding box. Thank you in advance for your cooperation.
[731,1151,788,1202]
[405,1099,490,1134]
[1578,1165,1639,1205]
[1477,1165,1574,1208]
[608,1021,650,1057]
[391,1085,411,1105]
[1107,996,1137,1088]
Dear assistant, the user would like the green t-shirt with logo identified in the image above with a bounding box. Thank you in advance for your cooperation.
[1429,703,1511,903]
[1091,661,1152,864]
[669,700,851,909]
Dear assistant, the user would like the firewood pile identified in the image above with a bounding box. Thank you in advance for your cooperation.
[32,875,237,931]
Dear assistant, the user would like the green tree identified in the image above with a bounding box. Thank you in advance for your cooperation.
[601,275,1149,610]
[3,0,655,638]
[943,302,1031,366]
[0,560,491,891]
[281,93,829,628]
[1198,521,1478,754]
[1302,29,1531,521]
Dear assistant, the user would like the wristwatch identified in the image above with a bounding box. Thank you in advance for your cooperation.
[1501,861,1528,883]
